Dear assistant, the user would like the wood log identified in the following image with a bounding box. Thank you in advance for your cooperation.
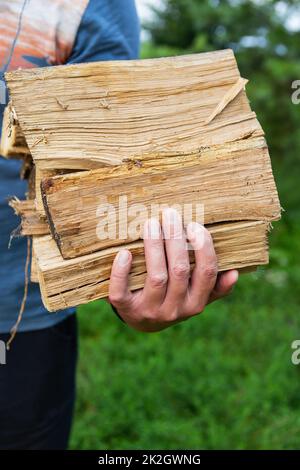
[41,137,280,259]
[35,168,60,215]
[31,247,39,283]
[0,103,30,158]
[9,198,49,236]
[33,220,270,312]
[4,50,281,314]
[5,50,263,170]
[9,198,35,215]
[27,165,36,199]
[35,166,85,214]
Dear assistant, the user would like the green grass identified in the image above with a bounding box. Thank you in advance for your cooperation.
[69,218,300,450]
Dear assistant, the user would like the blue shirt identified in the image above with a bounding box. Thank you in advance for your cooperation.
[0,0,140,333]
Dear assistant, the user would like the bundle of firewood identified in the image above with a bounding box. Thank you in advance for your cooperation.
[2,49,281,312]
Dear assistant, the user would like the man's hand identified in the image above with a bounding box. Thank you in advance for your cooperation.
[109,208,238,332]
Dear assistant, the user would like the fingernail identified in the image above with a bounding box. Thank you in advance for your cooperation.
[117,250,130,266]
[186,222,205,250]
[187,222,204,236]
[231,270,239,284]
[163,207,181,224]
[163,208,183,240]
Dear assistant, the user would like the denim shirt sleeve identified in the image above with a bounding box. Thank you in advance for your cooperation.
[67,0,140,64]
[0,0,140,333]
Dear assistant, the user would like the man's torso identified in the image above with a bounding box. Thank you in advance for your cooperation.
[0,0,140,332]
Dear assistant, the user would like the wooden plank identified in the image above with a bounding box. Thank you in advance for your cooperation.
[5,50,263,170]
[0,103,30,159]
[34,220,269,311]
[41,137,281,259]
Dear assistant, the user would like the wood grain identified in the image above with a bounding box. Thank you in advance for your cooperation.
[9,198,49,236]
[0,103,30,159]
[4,50,281,312]
[35,167,84,214]
[33,220,270,311]
[41,137,280,259]
[6,50,263,170]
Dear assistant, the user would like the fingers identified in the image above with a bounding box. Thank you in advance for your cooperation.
[184,222,218,315]
[141,218,168,306]
[208,269,239,303]
[162,208,190,312]
[109,249,134,310]
[109,213,238,332]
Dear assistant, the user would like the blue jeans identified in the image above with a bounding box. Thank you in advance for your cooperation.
[0,315,78,449]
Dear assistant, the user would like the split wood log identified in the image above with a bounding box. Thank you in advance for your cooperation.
[27,165,36,199]
[35,167,85,214]
[0,103,30,158]
[33,220,270,311]
[4,50,281,313]
[5,50,263,171]
[41,137,280,259]
[9,198,49,236]
[31,247,39,283]
[35,168,61,215]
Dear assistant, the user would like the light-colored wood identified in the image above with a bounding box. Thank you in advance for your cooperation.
[35,166,85,214]
[33,220,269,311]
[205,77,248,124]
[30,246,39,283]
[5,50,263,170]
[42,137,280,259]
[0,103,30,159]
[35,168,60,214]
[27,165,36,199]
[9,198,49,236]
[4,50,281,314]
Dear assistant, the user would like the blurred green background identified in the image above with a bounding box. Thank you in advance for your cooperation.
[70,0,300,450]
